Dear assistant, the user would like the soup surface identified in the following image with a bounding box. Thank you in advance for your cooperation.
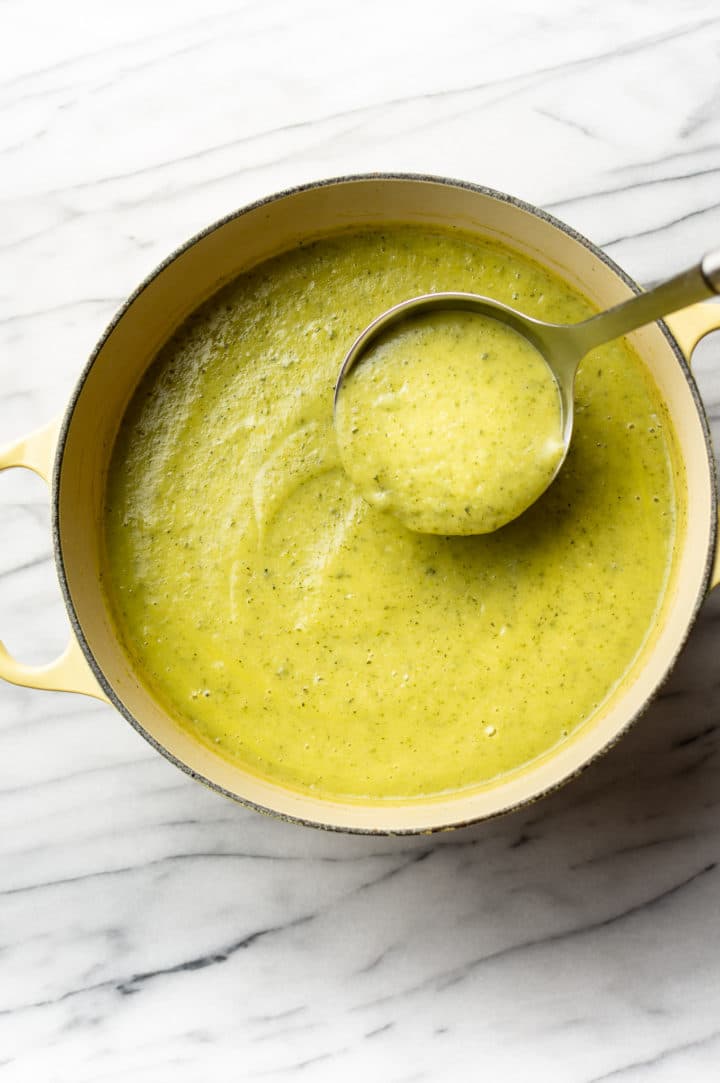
[103,226,680,801]
[335,309,564,534]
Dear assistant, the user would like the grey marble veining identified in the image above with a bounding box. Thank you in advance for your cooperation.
[2,1,720,1079]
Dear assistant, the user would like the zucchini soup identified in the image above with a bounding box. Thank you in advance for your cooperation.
[334,308,565,535]
[102,225,682,802]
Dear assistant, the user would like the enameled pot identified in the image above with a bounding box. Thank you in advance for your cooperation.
[2,174,719,833]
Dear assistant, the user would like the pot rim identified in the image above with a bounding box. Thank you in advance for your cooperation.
[51,171,718,834]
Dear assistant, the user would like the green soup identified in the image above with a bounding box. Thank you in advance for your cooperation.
[103,226,681,801]
[335,310,565,534]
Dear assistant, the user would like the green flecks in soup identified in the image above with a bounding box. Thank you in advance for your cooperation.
[335,310,564,534]
[103,226,680,802]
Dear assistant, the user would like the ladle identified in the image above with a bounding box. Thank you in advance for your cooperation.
[334,250,720,533]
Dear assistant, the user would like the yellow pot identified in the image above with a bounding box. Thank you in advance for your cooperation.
[2,174,719,833]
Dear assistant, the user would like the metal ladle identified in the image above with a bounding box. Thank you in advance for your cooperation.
[334,249,720,531]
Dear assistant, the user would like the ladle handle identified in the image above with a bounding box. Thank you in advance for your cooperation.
[571,249,720,356]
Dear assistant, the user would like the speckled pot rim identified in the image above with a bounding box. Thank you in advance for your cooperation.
[50,172,718,835]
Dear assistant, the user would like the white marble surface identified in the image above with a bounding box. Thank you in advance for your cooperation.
[2,1,720,1079]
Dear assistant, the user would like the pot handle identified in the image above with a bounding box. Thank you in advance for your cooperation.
[665,301,720,590]
[665,302,720,360]
[0,419,108,701]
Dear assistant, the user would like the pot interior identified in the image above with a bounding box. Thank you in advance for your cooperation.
[56,176,715,831]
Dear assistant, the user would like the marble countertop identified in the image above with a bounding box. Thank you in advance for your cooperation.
[3,1,720,1079]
